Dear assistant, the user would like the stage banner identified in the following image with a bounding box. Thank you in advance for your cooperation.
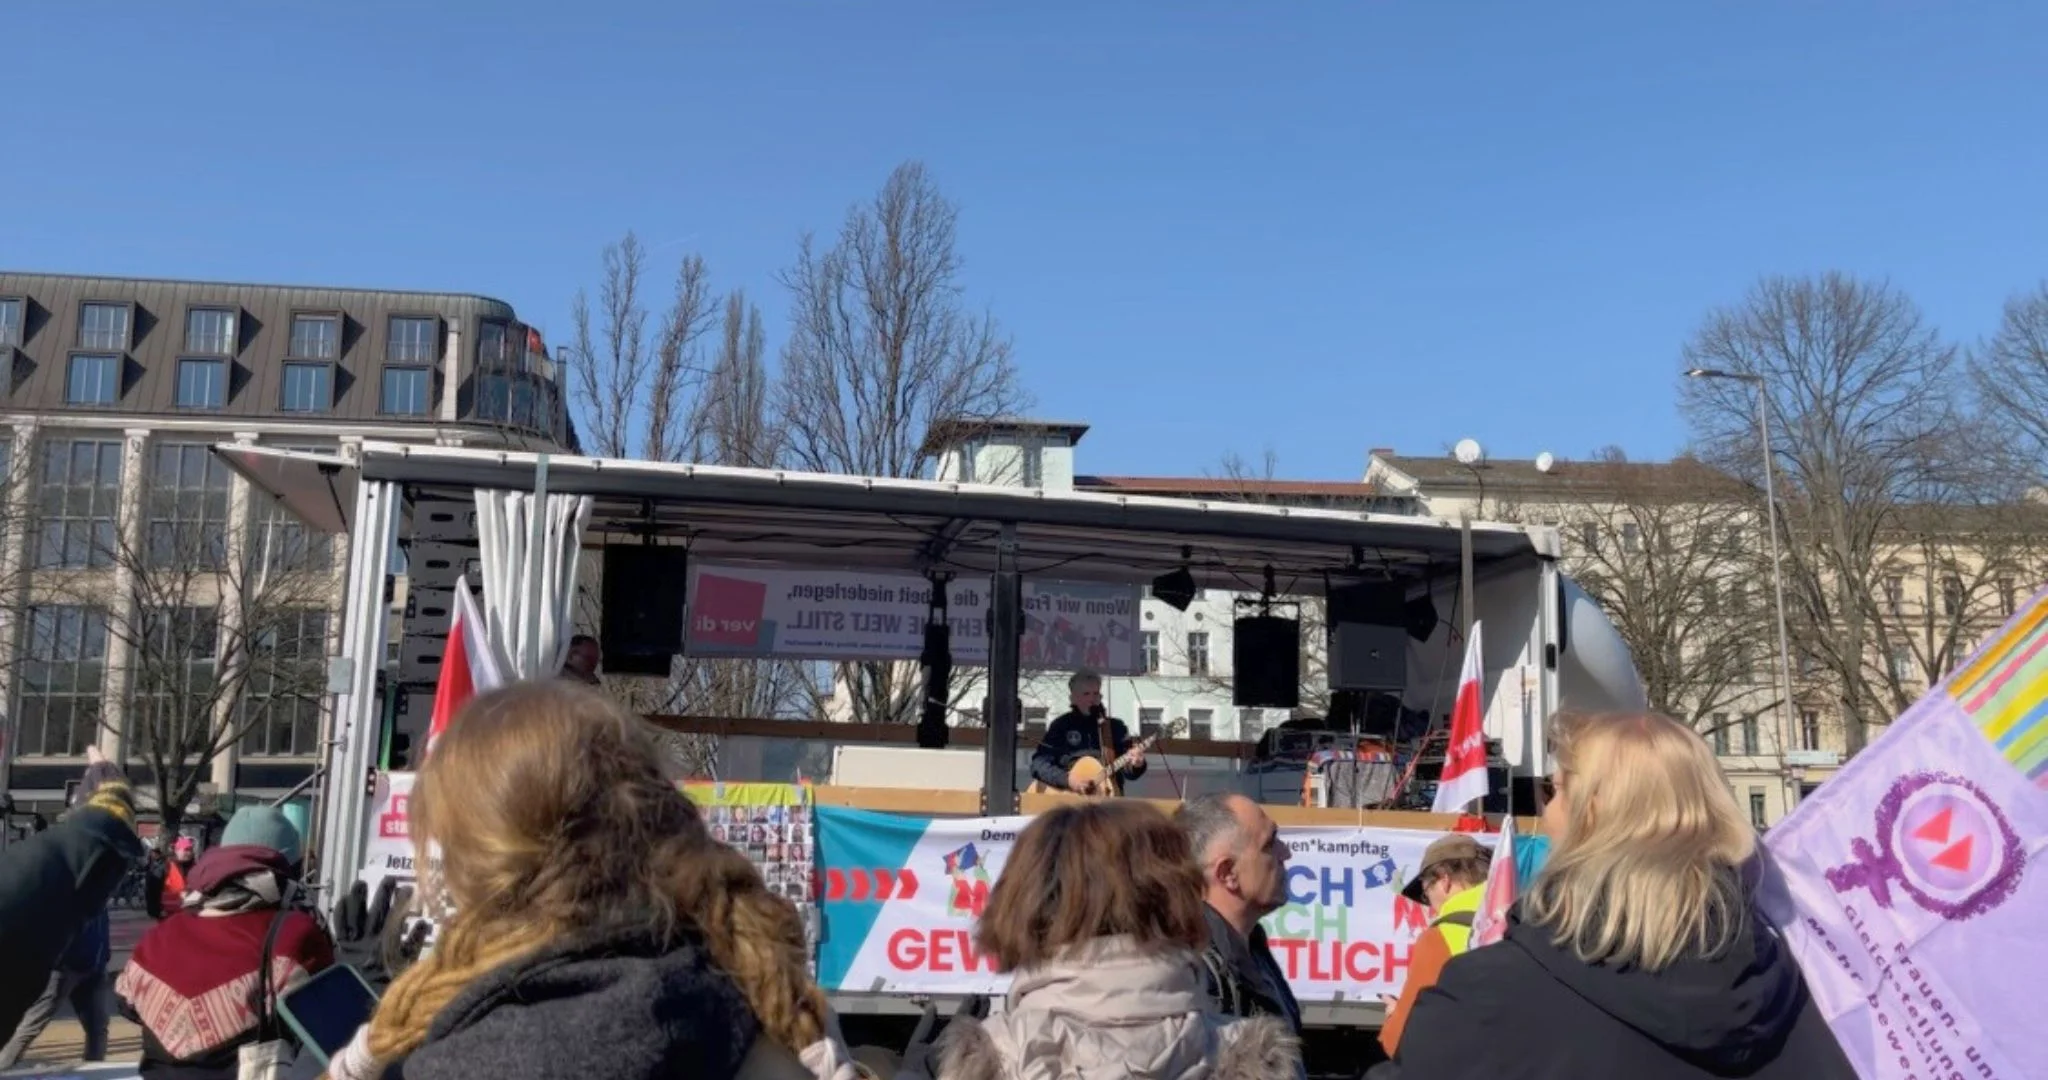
[684,563,1143,674]
[814,804,1475,1001]
[359,771,419,893]
[684,781,812,808]
[1761,591,2048,1080]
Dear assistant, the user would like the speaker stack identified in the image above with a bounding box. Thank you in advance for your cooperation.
[600,544,691,676]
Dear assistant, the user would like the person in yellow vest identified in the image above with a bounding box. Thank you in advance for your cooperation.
[1377,832,1492,1057]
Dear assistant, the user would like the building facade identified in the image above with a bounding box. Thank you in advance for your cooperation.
[0,272,573,822]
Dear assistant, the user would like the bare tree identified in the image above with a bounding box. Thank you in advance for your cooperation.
[777,161,1028,724]
[568,233,717,460]
[1681,273,1972,753]
[1973,282,2048,481]
[1493,449,1777,742]
[78,454,331,838]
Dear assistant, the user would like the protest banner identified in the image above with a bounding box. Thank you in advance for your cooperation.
[1762,590,2048,1080]
[814,804,1477,1000]
[684,563,1143,673]
[358,771,419,894]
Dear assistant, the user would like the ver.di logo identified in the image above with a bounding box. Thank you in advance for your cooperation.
[1825,771,2024,921]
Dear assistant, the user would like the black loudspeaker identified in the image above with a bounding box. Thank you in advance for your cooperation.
[601,545,691,676]
[1233,615,1300,709]
[1327,581,1411,692]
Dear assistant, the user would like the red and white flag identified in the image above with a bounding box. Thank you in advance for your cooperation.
[1469,815,1517,947]
[1432,621,1490,814]
[427,584,505,755]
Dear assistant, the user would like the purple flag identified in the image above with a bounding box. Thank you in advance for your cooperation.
[1760,592,2048,1080]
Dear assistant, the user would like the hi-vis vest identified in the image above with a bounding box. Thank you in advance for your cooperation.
[1431,883,1488,956]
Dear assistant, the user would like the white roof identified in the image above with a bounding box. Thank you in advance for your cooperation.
[215,442,1558,593]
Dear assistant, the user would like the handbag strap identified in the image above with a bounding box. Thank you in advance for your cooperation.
[249,882,299,1041]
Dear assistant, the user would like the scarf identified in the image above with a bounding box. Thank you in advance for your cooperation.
[116,846,318,1059]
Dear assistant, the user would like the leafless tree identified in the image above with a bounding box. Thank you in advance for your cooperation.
[1680,273,1975,753]
[1493,449,1778,743]
[74,464,331,838]
[568,233,716,461]
[1973,282,2048,481]
[776,161,1027,723]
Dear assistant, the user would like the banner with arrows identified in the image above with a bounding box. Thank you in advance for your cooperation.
[814,804,1483,1000]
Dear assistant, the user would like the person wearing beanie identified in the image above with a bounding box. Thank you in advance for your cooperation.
[0,747,144,1042]
[220,805,303,867]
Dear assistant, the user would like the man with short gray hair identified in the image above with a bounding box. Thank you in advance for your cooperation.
[1028,670,1147,794]
[1175,793,1300,1034]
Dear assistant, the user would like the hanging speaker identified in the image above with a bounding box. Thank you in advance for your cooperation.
[1328,581,1411,692]
[601,545,690,676]
[1232,615,1300,709]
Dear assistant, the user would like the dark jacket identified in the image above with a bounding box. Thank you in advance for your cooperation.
[0,803,142,1037]
[382,924,763,1080]
[1030,709,1148,790]
[60,908,112,973]
[1387,907,1855,1080]
[1196,906,1301,1035]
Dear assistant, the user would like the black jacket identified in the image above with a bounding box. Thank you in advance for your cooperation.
[1030,709,1148,790]
[383,924,762,1080]
[1387,908,1855,1080]
[0,804,142,1037]
[1196,905,1302,1035]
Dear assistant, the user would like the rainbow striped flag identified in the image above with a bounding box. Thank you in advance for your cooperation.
[1945,593,2048,787]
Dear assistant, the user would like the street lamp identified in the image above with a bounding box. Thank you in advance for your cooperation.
[1687,367,1801,816]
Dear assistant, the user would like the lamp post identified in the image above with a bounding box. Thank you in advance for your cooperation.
[1687,367,1801,817]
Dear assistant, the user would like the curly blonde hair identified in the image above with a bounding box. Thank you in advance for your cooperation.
[362,681,827,1065]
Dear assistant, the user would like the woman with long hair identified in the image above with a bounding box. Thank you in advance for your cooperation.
[1385,710,1854,1079]
[339,680,839,1080]
[934,801,1299,1080]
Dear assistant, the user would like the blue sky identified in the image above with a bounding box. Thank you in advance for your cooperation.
[7,2,2044,480]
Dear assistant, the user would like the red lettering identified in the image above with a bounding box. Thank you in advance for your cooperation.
[1307,941,1332,981]
[886,928,925,969]
[1392,896,1428,932]
[1344,942,1379,982]
[1271,937,1306,979]
[930,929,956,972]
[1382,941,1412,984]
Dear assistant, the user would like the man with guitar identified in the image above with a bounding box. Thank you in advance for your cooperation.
[1028,670,1148,796]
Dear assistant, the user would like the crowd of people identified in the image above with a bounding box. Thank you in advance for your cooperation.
[0,681,1858,1080]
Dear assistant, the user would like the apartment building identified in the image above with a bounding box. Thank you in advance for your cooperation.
[0,272,574,818]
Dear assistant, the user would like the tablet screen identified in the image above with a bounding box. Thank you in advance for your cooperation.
[279,965,379,1060]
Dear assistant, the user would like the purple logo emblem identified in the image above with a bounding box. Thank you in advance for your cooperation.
[1826,771,2024,920]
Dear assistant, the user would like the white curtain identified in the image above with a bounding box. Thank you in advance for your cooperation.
[475,489,593,680]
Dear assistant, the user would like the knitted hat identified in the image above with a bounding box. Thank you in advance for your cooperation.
[222,805,303,864]
[67,756,136,831]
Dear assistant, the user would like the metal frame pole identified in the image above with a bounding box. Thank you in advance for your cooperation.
[983,524,1022,815]
[313,476,398,903]
[1755,389,1800,813]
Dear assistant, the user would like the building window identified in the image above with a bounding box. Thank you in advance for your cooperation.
[1021,442,1044,487]
[1749,788,1768,829]
[280,362,333,412]
[1187,631,1210,676]
[0,297,22,347]
[1800,709,1822,751]
[184,308,237,355]
[1187,708,1214,740]
[176,358,226,410]
[130,606,219,758]
[15,605,109,757]
[1140,630,1159,674]
[146,443,233,569]
[1021,705,1048,739]
[37,438,122,569]
[77,303,129,351]
[1578,523,1599,550]
[1740,715,1759,756]
[381,366,430,415]
[1700,580,1719,616]
[476,319,516,367]
[1138,707,1164,735]
[289,314,340,360]
[1237,708,1267,739]
[1941,575,1965,617]
[387,316,439,364]
[1710,714,1730,755]
[66,354,120,405]
[239,609,330,758]
[474,373,513,422]
[1890,646,1914,682]
[1727,580,1748,614]
[1999,577,2016,617]
[1884,575,1904,617]
[1621,522,1641,553]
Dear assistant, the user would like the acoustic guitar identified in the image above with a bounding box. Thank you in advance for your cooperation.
[1029,718,1185,797]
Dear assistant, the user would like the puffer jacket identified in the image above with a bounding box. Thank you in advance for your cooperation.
[934,937,1300,1080]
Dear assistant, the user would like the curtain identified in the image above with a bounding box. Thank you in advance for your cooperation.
[474,488,593,680]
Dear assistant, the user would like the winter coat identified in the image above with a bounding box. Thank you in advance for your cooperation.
[1194,906,1300,1035]
[0,798,142,1037]
[380,924,781,1080]
[1384,906,1856,1079]
[935,936,1300,1080]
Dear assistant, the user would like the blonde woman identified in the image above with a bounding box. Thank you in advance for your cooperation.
[1385,711,1854,1080]
[327,681,844,1080]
